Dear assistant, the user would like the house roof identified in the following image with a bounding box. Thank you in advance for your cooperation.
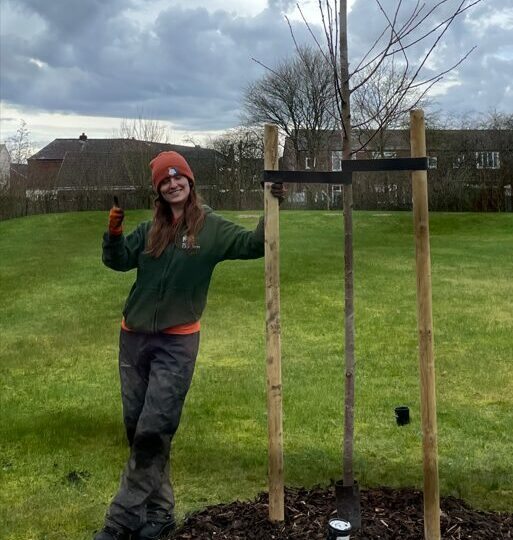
[29,137,218,161]
[288,128,513,152]
[28,137,222,188]
[31,138,222,189]
[357,129,513,151]
[55,152,133,188]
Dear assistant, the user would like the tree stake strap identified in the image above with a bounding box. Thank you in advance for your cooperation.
[262,157,428,184]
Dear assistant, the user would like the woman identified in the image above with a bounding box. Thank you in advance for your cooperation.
[95,151,284,540]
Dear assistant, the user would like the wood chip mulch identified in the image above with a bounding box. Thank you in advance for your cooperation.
[171,485,512,539]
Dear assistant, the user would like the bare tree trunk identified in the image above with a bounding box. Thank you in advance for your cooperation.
[340,0,355,487]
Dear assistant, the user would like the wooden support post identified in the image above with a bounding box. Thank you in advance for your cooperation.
[263,123,284,522]
[410,109,441,540]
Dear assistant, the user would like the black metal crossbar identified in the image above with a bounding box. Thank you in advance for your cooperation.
[263,157,428,185]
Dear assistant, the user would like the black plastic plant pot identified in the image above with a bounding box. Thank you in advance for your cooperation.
[335,480,361,531]
[395,406,410,426]
[327,518,352,539]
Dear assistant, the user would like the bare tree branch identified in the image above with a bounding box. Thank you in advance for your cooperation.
[351,0,481,77]
[409,45,476,89]
[247,0,483,162]
[243,45,338,169]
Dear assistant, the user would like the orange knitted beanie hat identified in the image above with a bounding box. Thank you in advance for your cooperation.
[149,151,195,191]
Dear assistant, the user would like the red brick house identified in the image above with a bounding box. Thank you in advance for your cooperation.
[27,134,220,194]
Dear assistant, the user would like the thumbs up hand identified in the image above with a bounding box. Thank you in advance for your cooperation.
[109,198,124,236]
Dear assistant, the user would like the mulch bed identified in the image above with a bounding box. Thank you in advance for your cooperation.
[171,485,512,539]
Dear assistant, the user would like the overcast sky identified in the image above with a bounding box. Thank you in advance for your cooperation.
[1,0,511,151]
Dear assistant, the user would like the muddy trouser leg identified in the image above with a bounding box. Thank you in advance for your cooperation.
[118,330,151,447]
[146,460,174,520]
[105,331,199,532]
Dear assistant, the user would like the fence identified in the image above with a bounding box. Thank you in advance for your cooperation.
[272,174,512,212]
[0,187,154,221]
[1,175,512,221]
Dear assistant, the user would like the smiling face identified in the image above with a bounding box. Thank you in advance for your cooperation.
[159,174,191,211]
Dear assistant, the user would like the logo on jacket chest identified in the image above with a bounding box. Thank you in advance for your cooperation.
[180,234,201,252]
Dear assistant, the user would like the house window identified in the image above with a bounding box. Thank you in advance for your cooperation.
[371,151,397,159]
[305,156,316,170]
[331,150,343,171]
[453,154,465,169]
[291,191,306,204]
[427,157,437,169]
[331,184,343,203]
[476,151,500,169]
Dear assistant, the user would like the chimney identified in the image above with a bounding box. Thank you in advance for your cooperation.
[79,133,88,141]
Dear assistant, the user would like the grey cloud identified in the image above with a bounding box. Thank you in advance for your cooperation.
[1,0,319,129]
[1,0,510,132]
[267,0,297,12]
[9,0,135,37]
[348,0,512,114]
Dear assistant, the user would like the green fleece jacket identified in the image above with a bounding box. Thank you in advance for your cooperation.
[102,207,264,333]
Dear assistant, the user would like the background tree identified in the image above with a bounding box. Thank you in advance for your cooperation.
[6,120,33,164]
[207,126,264,209]
[243,44,338,207]
[243,44,337,171]
[478,109,513,131]
[1,120,32,218]
[351,57,431,155]
[117,115,170,143]
[113,115,172,189]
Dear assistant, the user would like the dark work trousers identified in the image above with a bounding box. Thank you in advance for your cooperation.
[105,330,199,532]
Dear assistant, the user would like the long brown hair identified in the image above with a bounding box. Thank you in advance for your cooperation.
[145,184,206,258]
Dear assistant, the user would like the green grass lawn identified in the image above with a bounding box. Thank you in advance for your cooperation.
[1,210,512,540]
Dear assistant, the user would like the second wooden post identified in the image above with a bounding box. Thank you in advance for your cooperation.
[410,109,441,540]
[264,123,284,521]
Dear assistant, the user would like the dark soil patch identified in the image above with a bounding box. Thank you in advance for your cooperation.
[171,486,512,539]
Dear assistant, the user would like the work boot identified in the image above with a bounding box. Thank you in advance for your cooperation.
[93,525,131,540]
[133,514,175,540]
